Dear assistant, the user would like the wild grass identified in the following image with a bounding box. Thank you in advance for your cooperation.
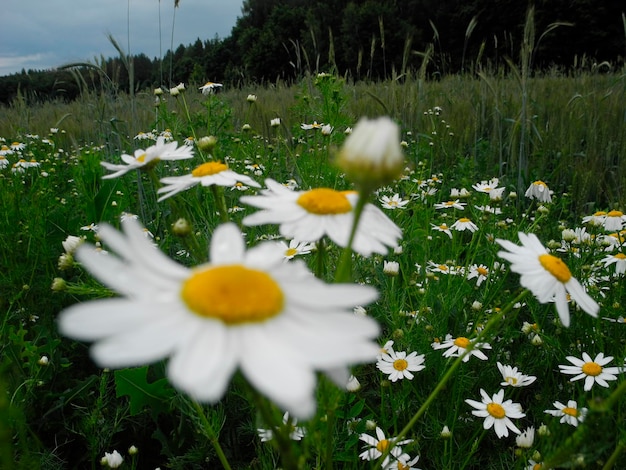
[1,69,625,469]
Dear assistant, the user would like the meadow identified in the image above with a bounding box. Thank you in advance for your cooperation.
[0,68,625,469]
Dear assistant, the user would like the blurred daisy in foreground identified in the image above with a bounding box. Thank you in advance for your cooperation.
[431,334,491,362]
[376,349,425,382]
[525,180,552,203]
[241,178,402,257]
[544,400,587,427]
[359,427,413,467]
[465,389,525,438]
[101,137,194,179]
[58,220,380,419]
[497,362,537,387]
[380,193,409,210]
[558,352,623,391]
[157,161,260,202]
[257,411,306,442]
[496,232,599,327]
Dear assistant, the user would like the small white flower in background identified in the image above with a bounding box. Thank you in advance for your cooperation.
[558,352,623,391]
[101,137,194,179]
[336,116,404,191]
[257,411,306,442]
[434,199,466,210]
[603,210,626,231]
[359,427,413,467]
[277,239,316,260]
[62,235,85,255]
[472,178,502,195]
[467,264,490,286]
[496,232,599,327]
[601,252,626,275]
[431,334,491,362]
[440,425,452,438]
[80,223,99,232]
[301,121,324,130]
[321,124,334,135]
[380,193,410,210]
[450,218,478,232]
[525,180,552,202]
[246,94,257,103]
[58,220,380,419]
[582,210,607,226]
[489,187,506,201]
[431,222,453,239]
[199,81,222,95]
[101,450,124,468]
[0,155,10,169]
[38,356,49,366]
[497,362,537,387]
[346,374,361,392]
[376,349,425,381]
[465,389,525,438]
[390,453,422,470]
[544,400,587,427]
[516,426,535,448]
[383,260,400,276]
[270,118,281,127]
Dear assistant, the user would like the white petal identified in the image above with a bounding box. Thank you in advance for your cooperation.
[210,223,245,264]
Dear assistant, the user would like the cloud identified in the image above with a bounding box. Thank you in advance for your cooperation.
[0,53,59,76]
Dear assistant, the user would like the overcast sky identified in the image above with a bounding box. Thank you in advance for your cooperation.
[1,0,243,76]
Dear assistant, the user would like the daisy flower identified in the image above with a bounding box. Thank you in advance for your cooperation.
[301,121,324,130]
[558,352,623,391]
[376,350,425,382]
[389,454,422,470]
[467,264,490,286]
[465,389,525,438]
[431,334,491,362]
[199,81,223,95]
[496,232,599,327]
[516,426,535,448]
[603,210,626,231]
[582,211,607,226]
[101,137,194,179]
[450,217,478,232]
[359,427,413,466]
[472,178,502,194]
[497,362,537,387]
[525,180,552,203]
[527,459,544,470]
[544,400,587,427]
[101,450,123,468]
[380,193,410,210]
[601,252,626,275]
[241,179,402,257]
[58,220,381,419]
[0,155,10,169]
[431,222,453,239]
[257,411,306,442]
[157,161,261,202]
[434,199,466,210]
[10,141,26,151]
[277,239,316,260]
[474,205,502,214]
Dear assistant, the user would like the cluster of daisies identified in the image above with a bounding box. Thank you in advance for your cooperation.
[0,138,41,172]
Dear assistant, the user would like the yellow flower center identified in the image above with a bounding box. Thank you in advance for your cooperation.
[453,337,470,348]
[192,161,228,177]
[533,464,543,470]
[181,265,284,324]
[533,180,547,187]
[477,267,489,276]
[297,188,352,215]
[458,218,471,223]
[581,361,602,376]
[505,376,518,385]
[538,254,572,283]
[376,439,390,452]
[594,211,607,216]
[445,201,455,206]
[615,253,626,260]
[398,462,410,470]
[285,248,298,257]
[607,210,623,217]
[562,407,578,417]
[136,152,148,163]
[438,265,449,271]
[393,359,408,371]
[486,402,506,419]
[439,224,449,230]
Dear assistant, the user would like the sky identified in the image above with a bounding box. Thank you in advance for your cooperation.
[1,0,244,76]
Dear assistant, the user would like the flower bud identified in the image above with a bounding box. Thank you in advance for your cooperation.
[197,136,218,152]
[171,218,192,237]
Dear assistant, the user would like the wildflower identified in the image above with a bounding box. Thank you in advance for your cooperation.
[101,137,194,179]
[489,187,506,201]
[169,86,180,96]
[128,445,138,455]
[465,389,525,438]
[38,356,49,366]
[257,411,306,442]
[376,349,425,381]
[10,141,25,151]
[101,450,124,468]
[603,210,626,231]
[582,211,607,226]
[241,179,402,257]
[359,427,413,467]
[434,199,466,210]
[497,362,537,387]
[58,221,380,419]
[431,222,453,239]
[80,223,99,232]
[558,352,623,391]
[383,260,400,276]
[277,239,316,260]
[321,124,334,135]
[450,218,478,232]
[51,277,67,291]
[301,121,324,130]
[525,181,552,203]
[527,459,544,470]
[336,116,404,191]
[467,264,490,286]
[390,454,422,470]
[157,161,260,202]
[472,178,502,195]
[544,400,587,427]
[199,81,222,95]
[516,426,535,448]
[270,118,281,127]
[346,374,361,391]
[602,253,626,275]
[440,425,452,438]
[246,94,257,103]
[380,194,409,210]
[496,232,599,327]
[431,334,491,362]
[0,155,9,169]
[62,235,85,255]
[474,205,502,215]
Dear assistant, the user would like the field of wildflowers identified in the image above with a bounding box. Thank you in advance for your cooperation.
[1,72,625,469]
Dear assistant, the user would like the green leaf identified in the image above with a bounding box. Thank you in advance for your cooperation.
[114,366,175,418]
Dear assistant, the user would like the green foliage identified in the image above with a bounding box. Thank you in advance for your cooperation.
[114,366,176,418]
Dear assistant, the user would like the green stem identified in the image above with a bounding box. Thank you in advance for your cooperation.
[211,185,230,223]
[373,289,530,470]
[335,189,369,283]
[316,238,326,279]
[191,400,232,470]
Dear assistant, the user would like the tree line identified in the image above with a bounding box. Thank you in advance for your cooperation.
[1,0,624,104]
